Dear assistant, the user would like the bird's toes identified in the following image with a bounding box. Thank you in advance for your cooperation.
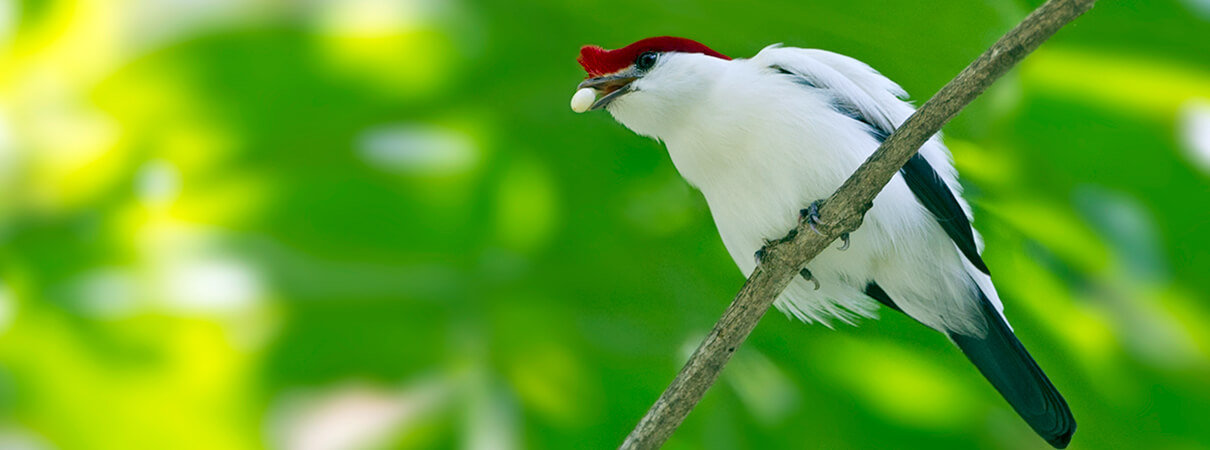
[799,268,821,290]
[802,200,827,236]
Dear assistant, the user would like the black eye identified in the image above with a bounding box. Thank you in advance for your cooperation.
[635,51,658,70]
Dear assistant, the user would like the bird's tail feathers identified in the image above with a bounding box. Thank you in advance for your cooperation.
[948,289,1076,448]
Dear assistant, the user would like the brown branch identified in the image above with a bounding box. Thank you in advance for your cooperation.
[618,0,1097,448]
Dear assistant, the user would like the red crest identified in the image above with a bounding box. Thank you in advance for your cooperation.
[577,36,731,77]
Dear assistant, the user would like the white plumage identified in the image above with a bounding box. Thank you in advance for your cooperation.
[607,45,999,335]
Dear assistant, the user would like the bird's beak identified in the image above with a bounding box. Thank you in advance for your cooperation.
[577,70,640,111]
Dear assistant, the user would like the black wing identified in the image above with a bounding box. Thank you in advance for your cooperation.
[774,65,989,274]
[828,84,989,274]
[899,154,990,274]
[864,282,902,313]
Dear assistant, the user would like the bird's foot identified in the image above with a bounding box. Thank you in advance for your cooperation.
[799,268,821,290]
[800,200,851,251]
[754,230,800,264]
[800,200,827,236]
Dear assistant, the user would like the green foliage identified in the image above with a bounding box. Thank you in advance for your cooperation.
[0,0,1208,448]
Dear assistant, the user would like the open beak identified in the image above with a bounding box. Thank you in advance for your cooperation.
[577,70,639,111]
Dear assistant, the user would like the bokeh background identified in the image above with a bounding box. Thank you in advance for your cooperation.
[1,0,1208,448]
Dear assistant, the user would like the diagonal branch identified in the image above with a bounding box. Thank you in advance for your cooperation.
[619,0,1097,448]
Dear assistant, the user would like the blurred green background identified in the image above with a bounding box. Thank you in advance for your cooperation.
[0,0,1208,448]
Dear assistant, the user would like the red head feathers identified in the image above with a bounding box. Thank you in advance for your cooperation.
[577,36,731,77]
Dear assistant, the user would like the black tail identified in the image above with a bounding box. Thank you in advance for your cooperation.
[949,290,1076,448]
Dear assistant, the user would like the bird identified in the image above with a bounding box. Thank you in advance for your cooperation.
[572,36,1076,448]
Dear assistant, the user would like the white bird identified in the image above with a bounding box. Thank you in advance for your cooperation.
[573,36,1075,448]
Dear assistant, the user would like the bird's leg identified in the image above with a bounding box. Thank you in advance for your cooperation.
[801,200,851,251]
[799,268,821,290]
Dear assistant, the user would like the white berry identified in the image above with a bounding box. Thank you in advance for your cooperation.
[570,87,596,113]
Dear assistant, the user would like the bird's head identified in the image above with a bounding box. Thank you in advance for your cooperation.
[574,36,731,138]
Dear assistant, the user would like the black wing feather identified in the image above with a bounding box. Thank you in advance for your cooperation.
[776,64,990,274]
[864,282,902,313]
[900,154,990,274]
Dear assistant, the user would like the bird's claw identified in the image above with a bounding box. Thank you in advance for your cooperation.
[800,200,826,236]
[765,200,847,266]
[801,200,851,250]
[755,230,799,264]
[799,268,821,290]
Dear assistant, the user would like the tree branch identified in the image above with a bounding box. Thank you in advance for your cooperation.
[619,0,1097,448]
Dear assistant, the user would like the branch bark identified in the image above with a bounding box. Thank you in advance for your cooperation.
[619,0,1097,448]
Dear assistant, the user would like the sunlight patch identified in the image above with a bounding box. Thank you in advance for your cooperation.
[815,336,979,429]
[0,281,14,335]
[359,124,478,176]
[137,159,182,208]
[1021,48,1210,119]
[161,258,262,314]
[271,378,451,450]
[312,0,459,95]
[73,268,139,319]
[1179,99,1210,174]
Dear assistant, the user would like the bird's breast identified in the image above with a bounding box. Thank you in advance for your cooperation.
[660,81,886,273]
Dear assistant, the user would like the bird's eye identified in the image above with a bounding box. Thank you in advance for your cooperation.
[635,52,658,70]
